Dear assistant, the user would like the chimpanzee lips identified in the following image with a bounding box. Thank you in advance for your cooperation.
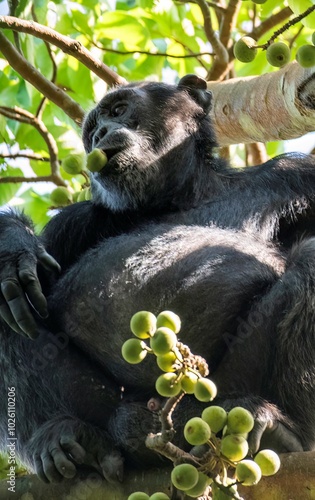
[102,147,122,161]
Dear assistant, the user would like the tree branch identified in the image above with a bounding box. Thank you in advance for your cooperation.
[195,0,229,81]
[0,106,66,186]
[92,42,213,59]
[0,31,84,125]
[249,7,292,41]
[208,63,315,145]
[245,143,268,166]
[0,16,126,86]
[0,153,50,162]
[0,175,63,185]
[207,0,241,81]
[263,5,315,48]
[219,0,241,49]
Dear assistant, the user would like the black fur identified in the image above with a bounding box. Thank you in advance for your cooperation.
[1,74,315,482]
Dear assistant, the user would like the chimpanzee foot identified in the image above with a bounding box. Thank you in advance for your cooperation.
[25,415,124,483]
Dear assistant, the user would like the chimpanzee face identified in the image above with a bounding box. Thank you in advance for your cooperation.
[82,77,213,212]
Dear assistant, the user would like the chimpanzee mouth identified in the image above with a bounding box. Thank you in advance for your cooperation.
[102,147,123,162]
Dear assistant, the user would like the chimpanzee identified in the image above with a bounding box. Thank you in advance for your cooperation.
[0,75,315,484]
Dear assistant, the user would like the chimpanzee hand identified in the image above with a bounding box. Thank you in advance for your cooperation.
[248,417,303,454]
[26,416,124,483]
[0,213,60,338]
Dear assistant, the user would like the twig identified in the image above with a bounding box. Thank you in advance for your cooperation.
[92,42,212,59]
[261,5,315,49]
[0,153,50,161]
[249,7,292,41]
[0,32,84,125]
[0,175,65,185]
[0,106,66,186]
[289,25,304,49]
[161,393,185,435]
[0,16,126,86]
[146,433,201,466]
[224,6,294,74]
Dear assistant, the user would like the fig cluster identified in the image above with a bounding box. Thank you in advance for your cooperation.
[50,148,108,207]
[62,148,107,176]
[122,310,216,402]
[174,405,280,497]
[234,32,315,69]
[122,311,281,499]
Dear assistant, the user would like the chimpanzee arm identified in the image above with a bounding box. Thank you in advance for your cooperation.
[0,203,149,338]
[246,153,315,244]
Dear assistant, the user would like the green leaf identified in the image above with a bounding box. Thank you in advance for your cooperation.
[95,12,150,48]
[0,115,10,143]
[0,166,23,206]
[14,189,51,232]
[71,9,94,37]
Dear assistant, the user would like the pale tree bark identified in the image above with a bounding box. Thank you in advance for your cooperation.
[1,451,315,499]
[208,63,315,146]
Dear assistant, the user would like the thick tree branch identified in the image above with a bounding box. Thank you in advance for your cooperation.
[0,16,126,87]
[219,0,241,49]
[0,31,84,125]
[208,63,315,146]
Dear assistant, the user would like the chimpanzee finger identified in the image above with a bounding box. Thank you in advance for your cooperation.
[248,419,267,454]
[0,294,25,335]
[60,435,86,464]
[0,280,39,338]
[41,450,64,483]
[37,248,61,274]
[50,446,77,478]
[33,454,50,483]
[18,254,48,318]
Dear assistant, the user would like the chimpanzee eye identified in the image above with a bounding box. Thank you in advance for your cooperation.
[111,103,127,117]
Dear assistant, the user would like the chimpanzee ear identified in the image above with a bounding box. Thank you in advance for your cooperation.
[177,74,212,114]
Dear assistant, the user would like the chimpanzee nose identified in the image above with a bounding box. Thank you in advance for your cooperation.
[93,126,108,148]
